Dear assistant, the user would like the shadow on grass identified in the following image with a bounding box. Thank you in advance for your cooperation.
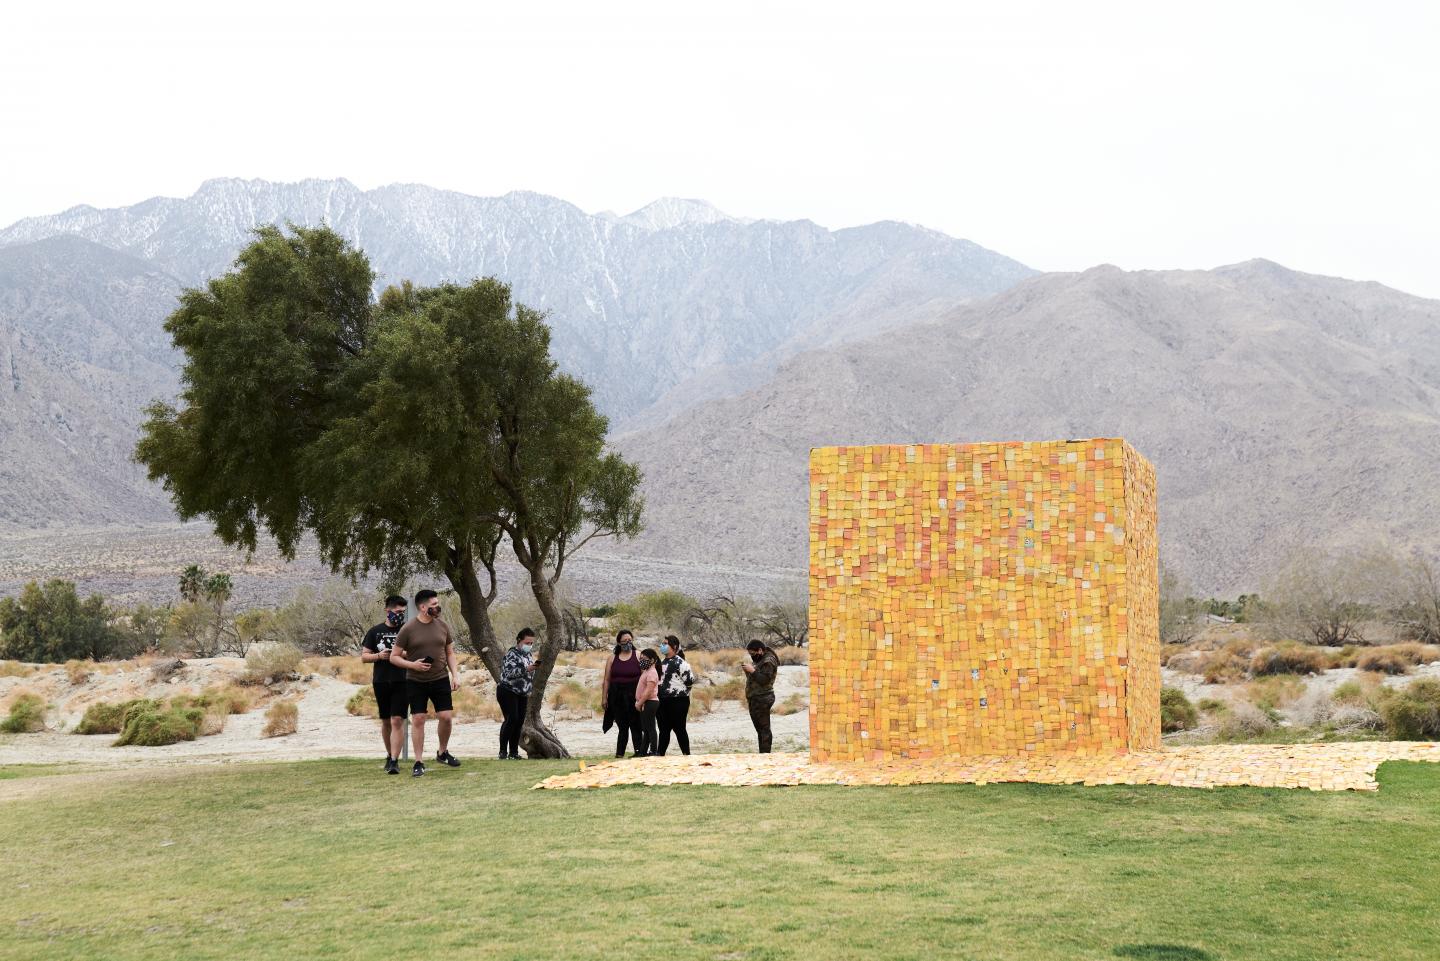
[1113,945,1214,960]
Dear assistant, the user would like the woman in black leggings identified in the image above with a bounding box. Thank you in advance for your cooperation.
[656,635,696,755]
[602,629,644,757]
[496,627,537,759]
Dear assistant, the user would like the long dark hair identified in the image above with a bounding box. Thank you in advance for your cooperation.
[613,628,635,656]
[640,648,662,674]
[661,635,681,660]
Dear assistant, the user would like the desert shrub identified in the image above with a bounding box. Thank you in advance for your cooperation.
[203,684,254,714]
[261,700,299,738]
[452,686,503,723]
[301,655,370,685]
[1215,701,1276,739]
[564,650,611,671]
[690,686,719,714]
[1196,697,1227,713]
[150,658,186,682]
[242,643,302,685]
[1330,704,1385,733]
[0,693,47,733]
[198,706,227,736]
[1355,650,1410,675]
[1244,676,1305,713]
[115,703,205,746]
[548,680,599,714]
[686,649,748,675]
[346,687,378,717]
[707,676,747,701]
[0,661,33,678]
[64,659,94,684]
[1198,646,1251,684]
[1378,679,1440,740]
[1250,644,1328,676]
[166,693,233,735]
[1160,688,1199,732]
[1159,644,1190,667]
[1291,689,1336,729]
[1328,645,1362,669]
[74,698,158,735]
[1331,676,1384,708]
[774,693,807,716]
[774,647,809,666]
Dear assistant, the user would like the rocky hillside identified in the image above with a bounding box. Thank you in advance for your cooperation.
[0,178,1034,427]
[0,236,181,530]
[613,260,1440,593]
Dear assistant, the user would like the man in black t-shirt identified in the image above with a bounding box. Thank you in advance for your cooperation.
[361,595,410,775]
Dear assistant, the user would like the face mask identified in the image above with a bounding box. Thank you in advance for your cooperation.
[750,651,761,662]
[641,659,653,671]
[620,641,633,652]
[427,605,441,619]
[520,643,533,654]
[386,611,405,628]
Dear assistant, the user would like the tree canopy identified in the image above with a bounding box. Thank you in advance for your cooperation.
[137,225,643,755]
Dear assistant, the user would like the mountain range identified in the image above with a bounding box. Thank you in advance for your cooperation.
[613,259,1440,592]
[0,177,1033,428]
[2,178,1438,595]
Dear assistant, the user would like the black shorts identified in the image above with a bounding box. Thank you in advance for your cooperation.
[407,677,454,715]
[373,681,409,719]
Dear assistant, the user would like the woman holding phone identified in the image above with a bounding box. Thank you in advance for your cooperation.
[656,635,696,755]
[601,629,644,757]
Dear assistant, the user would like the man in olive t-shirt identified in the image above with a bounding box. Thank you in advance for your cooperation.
[390,589,462,777]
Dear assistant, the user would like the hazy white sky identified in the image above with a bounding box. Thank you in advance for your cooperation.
[3,1,1437,296]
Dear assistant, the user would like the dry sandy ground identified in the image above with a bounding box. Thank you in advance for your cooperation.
[0,660,811,767]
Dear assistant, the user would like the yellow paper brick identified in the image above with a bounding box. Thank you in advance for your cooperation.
[807,438,1159,761]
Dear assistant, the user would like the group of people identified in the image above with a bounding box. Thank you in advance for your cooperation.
[359,592,784,776]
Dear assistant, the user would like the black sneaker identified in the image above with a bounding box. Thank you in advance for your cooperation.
[412,761,426,778]
[383,755,394,771]
[385,758,399,775]
[508,752,521,760]
[436,751,461,768]
[498,750,509,761]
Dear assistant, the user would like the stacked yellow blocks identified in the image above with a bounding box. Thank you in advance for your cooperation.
[808,439,1159,762]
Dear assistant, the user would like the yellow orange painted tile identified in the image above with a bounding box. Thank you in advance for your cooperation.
[807,439,1158,761]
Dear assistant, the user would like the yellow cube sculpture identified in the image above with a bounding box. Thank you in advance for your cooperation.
[808,438,1158,762]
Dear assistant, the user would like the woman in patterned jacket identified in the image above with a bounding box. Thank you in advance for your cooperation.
[656,635,696,756]
[496,627,537,759]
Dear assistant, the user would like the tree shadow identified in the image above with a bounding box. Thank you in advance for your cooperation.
[1113,946,1214,961]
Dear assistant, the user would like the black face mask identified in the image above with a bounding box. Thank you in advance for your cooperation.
[427,605,441,619]
[750,651,762,662]
[386,610,405,628]
[620,642,633,652]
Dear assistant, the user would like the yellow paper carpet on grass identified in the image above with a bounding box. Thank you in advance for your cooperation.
[535,743,1440,792]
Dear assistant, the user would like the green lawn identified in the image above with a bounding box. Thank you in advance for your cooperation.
[3,758,1438,961]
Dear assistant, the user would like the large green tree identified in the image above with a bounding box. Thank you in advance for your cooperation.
[137,225,642,756]
[0,579,120,662]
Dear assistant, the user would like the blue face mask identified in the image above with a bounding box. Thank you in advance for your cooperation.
[520,643,533,654]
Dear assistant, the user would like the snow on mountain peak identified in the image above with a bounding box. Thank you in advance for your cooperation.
[619,197,750,231]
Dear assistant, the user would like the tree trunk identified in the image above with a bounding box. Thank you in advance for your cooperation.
[518,567,571,758]
[446,556,503,681]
